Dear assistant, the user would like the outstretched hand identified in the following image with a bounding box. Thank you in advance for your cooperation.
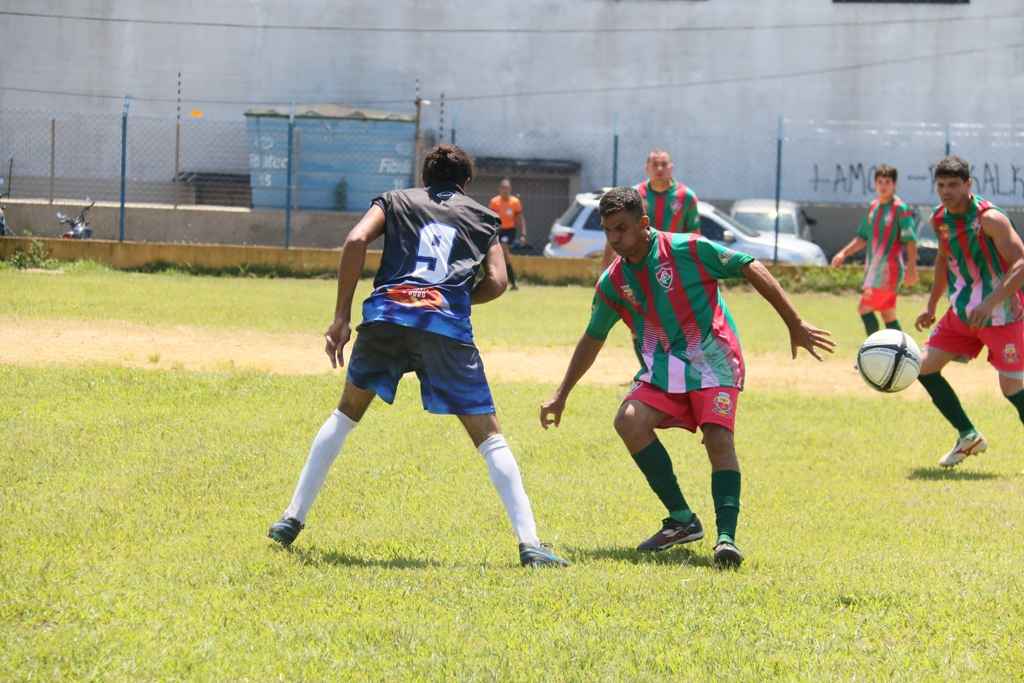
[324,319,352,369]
[789,321,835,361]
[914,309,936,332]
[540,396,566,429]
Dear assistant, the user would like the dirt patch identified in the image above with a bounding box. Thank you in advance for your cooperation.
[0,317,1000,398]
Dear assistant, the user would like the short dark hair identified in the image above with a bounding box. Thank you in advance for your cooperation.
[599,186,644,220]
[874,164,898,183]
[422,144,474,187]
[934,155,971,181]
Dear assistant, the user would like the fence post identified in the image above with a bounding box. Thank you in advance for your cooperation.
[612,133,620,187]
[174,71,182,209]
[945,122,951,157]
[49,118,56,204]
[772,115,784,265]
[284,111,295,249]
[119,96,130,242]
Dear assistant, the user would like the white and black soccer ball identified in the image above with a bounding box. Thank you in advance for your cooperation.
[857,329,922,393]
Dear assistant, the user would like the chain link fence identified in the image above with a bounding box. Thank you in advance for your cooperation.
[1,107,1022,251]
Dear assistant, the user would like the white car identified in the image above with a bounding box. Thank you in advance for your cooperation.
[543,192,828,266]
[730,199,818,243]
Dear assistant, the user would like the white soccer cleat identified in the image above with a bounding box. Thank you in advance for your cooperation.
[938,432,988,468]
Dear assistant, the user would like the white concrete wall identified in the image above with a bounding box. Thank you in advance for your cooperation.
[1,0,1022,203]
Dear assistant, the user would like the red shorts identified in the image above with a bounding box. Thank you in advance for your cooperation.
[927,308,1024,373]
[860,287,897,312]
[624,382,739,433]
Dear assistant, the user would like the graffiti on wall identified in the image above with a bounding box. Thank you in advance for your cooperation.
[806,161,1024,203]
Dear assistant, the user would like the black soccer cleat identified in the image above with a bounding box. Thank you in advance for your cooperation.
[637,515,704,552]
[267,516,304,547]
[519,542,571,567]
[713,540,744,568]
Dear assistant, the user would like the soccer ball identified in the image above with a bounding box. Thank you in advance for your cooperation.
[857,329,922,393]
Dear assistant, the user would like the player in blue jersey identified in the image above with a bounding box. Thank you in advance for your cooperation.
[267,145,569,567]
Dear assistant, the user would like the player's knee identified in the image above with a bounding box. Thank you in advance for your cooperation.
[701,424,734,455]
[613,402,653,441]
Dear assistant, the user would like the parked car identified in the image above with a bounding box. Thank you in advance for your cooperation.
[544,191,827,265]
[914,206,939,266]
[730,199,818,243]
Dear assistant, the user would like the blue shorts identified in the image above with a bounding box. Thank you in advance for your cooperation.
[347,322,495,415]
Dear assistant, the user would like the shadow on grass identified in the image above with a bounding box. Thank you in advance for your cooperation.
[906,467,1003,481]
[286,546,439,570]
[571,545,715,568]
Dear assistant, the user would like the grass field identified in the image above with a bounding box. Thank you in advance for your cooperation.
[2,265,1023,680]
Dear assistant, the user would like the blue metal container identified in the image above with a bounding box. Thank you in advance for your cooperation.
[245,105,415,211]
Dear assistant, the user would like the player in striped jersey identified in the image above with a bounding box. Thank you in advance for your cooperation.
[914,156,1024,467]
[541,186,833,567]
[831,165,919,334]
[601,149,701,269]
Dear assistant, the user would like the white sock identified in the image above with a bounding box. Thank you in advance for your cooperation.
[283,409,357,523]
[478,434,541,547]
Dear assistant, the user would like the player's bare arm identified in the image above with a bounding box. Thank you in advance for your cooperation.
[915,242,948,331]
[967,211,1024,327]
[539,333,605,428]
[741,260,835,360]
[830,237,867,268]
[905,240,920,286]
[471,241,509,305]
[325,205,386,368]
[517,211,528,245]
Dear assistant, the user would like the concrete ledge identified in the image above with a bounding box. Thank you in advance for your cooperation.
[1,236,930,287]
[0,236,606,282]
[0,236,359,273]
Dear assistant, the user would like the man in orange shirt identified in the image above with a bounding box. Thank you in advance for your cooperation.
[489,178,527,290]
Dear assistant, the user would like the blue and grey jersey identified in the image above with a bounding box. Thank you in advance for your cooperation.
[361,184,500,342]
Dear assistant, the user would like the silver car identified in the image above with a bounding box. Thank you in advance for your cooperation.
[730,199,818,243]
[544,192,827,265]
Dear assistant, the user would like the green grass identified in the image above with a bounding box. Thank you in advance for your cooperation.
[2,365,1023,679]
[0,266,928,354]
[2,268,1023,679]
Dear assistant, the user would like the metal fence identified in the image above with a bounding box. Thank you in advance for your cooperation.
[1,107,1022,250]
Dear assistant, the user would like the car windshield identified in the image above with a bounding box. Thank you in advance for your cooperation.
[556,201,584,227]
[917,218,937,244]
[709,207,760,237]
[733,210,798,235]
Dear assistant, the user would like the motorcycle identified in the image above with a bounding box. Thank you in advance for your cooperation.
[59,200,95,239]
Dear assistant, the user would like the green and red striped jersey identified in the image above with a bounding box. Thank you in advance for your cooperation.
[635,179,700,234]
[933,195,1024,326]
[856,196,917,291]
[587,230,754,392]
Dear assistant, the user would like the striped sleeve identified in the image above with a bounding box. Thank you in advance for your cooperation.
[898,203,917,242]
[585,276,622,341]
[695,237,755,280]
[683,187,701,233]
[856,213,871,241]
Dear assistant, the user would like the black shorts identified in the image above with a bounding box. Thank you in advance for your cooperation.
[346,322,495,415]
[498,229,517,245]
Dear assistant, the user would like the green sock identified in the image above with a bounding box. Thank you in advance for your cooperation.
[711,470,741,545]
[861,312,880,335]
[631,439,692,523]
[1006,390,1024,424]
[918,373,975,437]
[885,320,902,331]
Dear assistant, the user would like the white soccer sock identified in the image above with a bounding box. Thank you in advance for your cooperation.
[478,434,541,547]
[283,409,357,523]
